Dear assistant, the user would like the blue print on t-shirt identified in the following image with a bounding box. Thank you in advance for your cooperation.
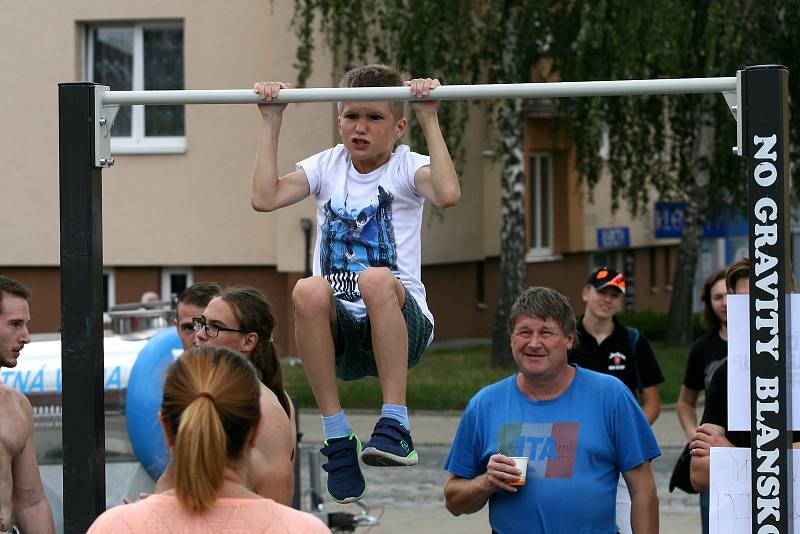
[321,186,398,301]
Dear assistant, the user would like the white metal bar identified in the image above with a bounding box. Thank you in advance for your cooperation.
[132,26,145,141]
[102,77,738,106]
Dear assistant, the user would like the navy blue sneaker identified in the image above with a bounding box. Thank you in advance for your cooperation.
[320,432,366,504]
[360,417,418,466]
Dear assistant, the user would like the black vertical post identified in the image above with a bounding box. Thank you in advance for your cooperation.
[743,65,792,534]
[59,82,106,533]
[291,395,302,510]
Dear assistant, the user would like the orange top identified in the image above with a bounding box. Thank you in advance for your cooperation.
[87,494,329,534]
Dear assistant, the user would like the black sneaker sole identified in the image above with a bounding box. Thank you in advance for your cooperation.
[361,446,419,466]
[327,488,366,504]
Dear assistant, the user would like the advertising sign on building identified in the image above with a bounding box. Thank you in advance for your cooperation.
[596,227,630,249]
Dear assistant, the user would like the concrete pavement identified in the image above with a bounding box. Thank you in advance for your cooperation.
[36,404,703,533]
[297,400,694,448]
[298,404,704,533]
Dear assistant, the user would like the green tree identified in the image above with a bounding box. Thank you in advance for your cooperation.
[291,0,800,358]
[551,0,799,345]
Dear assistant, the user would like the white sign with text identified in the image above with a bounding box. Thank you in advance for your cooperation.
[726,294,798,431]
[710,447,800,534]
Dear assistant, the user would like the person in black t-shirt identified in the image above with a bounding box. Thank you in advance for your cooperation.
[690,257,751,492]
[676,268,727,534]
[697,362,749,444]
[570,267,664,421]
[569,267,664,534]
[678,269,728,440]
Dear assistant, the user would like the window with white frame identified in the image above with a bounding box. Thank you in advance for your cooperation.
[161,269,193,302]
[85,22,185,154]
[526,152,554,257]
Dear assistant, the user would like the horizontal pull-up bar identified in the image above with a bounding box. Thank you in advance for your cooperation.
[93,73,743,166]
[102,76,738,106]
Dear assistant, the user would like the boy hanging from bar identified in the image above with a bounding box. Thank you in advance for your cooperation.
[251,64,460,503]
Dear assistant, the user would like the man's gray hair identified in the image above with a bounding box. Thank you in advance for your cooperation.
[508,286,577,339]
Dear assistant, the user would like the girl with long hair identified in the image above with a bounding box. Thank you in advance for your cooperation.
[88,346,325,533]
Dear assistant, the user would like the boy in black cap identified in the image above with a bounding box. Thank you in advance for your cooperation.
[568,267,664,534]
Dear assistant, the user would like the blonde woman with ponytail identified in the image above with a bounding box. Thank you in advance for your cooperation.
[88,346,326,533]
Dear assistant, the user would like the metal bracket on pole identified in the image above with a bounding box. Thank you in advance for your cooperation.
[723,70,744,157]
[93,85,118,168]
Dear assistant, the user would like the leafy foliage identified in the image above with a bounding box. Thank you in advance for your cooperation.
[551,0,799,216]
[291,0,800,354]
[291,1,552,160]
[293,0,800,217]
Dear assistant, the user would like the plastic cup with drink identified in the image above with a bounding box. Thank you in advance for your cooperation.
[508,456,528,486]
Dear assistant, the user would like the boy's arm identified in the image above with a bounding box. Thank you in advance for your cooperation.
[407,78,461,209]
[251,81,311,212]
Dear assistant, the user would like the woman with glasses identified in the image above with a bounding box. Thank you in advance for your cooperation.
[89,346,326,533]
[156,287,297,507]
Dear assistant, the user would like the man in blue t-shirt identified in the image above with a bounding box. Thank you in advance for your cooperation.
[443,287,660,533]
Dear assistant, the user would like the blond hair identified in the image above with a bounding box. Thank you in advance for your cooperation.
[338,64,408,120]
[161,346,261,513]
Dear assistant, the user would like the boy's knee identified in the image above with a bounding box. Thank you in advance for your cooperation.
[358,267,401,304]
[293,277,333,315]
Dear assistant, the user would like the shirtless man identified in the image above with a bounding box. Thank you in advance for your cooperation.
[0,276,54,534]
[173,282,222,351]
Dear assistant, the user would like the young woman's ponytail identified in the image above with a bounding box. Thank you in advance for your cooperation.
[161,346,261,513]
[173,392,227,512]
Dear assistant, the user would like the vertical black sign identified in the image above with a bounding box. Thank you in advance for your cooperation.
[744,65,792,534]
[59,82,106,533]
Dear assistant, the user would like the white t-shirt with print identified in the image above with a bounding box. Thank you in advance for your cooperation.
[297,144,434,336]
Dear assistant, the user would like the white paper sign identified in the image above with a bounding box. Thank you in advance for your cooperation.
[726,294,798,431]
[710,447,800,533]
[708,447,800,534]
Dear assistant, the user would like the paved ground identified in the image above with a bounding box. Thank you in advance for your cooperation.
[295,406,704,533]
[37,405,704,533]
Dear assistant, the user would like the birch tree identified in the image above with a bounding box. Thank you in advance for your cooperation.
[551,0,799,345]
[291,0,800,356]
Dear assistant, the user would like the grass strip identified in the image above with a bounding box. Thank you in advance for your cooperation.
[284,341,689,411]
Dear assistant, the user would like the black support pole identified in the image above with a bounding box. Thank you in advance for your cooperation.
[744,65,792,534]
[58,82,106,533]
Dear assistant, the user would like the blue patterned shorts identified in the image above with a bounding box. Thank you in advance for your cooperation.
[334,289,433,381]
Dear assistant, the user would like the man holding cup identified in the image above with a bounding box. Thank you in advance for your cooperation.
[443,287,660,533]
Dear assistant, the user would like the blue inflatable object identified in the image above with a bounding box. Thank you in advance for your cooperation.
[125,328,182,480]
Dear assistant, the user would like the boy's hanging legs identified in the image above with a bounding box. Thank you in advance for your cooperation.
[357,267,420,467]
[292,277,341,415]
[293,277,366,504]
[357,267,408,404]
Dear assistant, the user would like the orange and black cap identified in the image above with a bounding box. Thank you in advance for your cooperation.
[587,267,626,294]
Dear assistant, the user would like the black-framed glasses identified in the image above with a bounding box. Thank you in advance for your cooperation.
[192,317,248,338]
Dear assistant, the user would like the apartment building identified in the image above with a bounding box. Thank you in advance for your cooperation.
[1,0,684,354]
